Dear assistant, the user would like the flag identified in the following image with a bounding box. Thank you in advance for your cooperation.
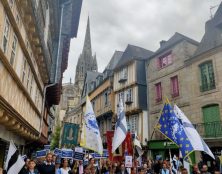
[107,131,133,161]
[112,98,127,153]
[134,132,143,158]
[80,96,103,154]
[174,104,214,159]
[4,141,25,174]
[156,101,194,158]
[61,123,79,146]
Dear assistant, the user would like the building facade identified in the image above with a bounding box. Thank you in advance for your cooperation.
[184,4,222,159]
[147,32,199,159]
[88,51,123,145]
[0,0,82,165]
[113,45,153,146]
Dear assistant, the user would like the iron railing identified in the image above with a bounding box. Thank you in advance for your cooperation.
[193,121,222,138]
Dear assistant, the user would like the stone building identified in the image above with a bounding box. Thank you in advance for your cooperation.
[0,0,82,165]
[147,32,199,159]
[147,3,222,161]
[184,3,222,159]
[113,44,153,146]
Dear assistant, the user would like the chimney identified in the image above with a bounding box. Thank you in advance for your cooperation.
[160,40,166,47]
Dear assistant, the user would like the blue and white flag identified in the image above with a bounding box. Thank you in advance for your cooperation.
[80,96,103,154]
[112,98,127,153]
[156,101,194,158]
[174,104,214,159]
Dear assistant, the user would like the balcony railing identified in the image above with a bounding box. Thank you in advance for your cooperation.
[193,121,222,138]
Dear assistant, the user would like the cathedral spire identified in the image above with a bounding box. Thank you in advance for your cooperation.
[82,16,92,56]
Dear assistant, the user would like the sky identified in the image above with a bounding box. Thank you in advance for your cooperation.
[63,0,221,83]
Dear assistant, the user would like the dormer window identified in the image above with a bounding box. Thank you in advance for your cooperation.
[119,67,127,83]
[157,51,173,69]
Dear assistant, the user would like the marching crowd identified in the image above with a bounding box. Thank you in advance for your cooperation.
[0,152,220,174]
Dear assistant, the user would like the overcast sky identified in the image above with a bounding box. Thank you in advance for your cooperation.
[63,0,221,83]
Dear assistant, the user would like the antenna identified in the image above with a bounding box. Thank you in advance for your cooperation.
[210,4,220,19]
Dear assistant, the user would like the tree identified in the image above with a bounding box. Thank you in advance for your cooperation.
[50,124,61,149]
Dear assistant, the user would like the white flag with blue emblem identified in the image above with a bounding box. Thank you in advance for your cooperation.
[80,96,103,154]
[174,104,214,159]
[112,98,127,153]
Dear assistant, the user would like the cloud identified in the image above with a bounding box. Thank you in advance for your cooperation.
[63,0,221,83]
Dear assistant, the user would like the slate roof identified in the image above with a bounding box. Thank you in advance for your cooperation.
[194,3,222,57]
[114,44,153,70]
[150,32,199,59]
[105,51,123,71]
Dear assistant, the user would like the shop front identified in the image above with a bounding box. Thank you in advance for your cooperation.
[148,140,179,160]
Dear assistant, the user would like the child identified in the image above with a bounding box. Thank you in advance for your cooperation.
[27,160,39,174]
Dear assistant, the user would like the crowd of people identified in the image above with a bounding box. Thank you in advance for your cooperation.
[0,152,221,174]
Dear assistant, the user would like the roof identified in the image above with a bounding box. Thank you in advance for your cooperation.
[194,3,222,57]
[150,32,199,59]
[114,44,153,70]
[105,51,123,71]
[85,71,102,84]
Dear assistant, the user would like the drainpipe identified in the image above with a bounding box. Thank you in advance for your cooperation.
[39,0,72,138]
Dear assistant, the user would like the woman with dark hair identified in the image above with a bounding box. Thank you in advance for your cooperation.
[58,158,73,174]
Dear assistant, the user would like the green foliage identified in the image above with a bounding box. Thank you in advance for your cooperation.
[50,124,61,149]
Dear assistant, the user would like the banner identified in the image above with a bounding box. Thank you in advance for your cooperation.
[61,149,73,159]
[107,131,133,161]
[44,145,50,150]
[125,156,133,168]
[73,151,85,161]
[54,148,62,157]
[91,150,109,159]
[61,123,79,146]
[36,150,47,158]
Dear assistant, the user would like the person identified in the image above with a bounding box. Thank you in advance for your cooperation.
[214,171,220,174]
[160,162,170,174]
[78,160,84,174]
[83,165,91,174]
[147,162,154,174]
[192,164,200,174]
[26,160,39,174]
[201,165,210,174]
[131,167,137,174]
[59,158,72,174]
[0,168,3,174]
[52,154,57,165]
[198,157,204,171]
[37,153,55,174]
[19,158,30,174]
[154,160,162,174]
[55,157,61,174]
[117,163,128,174]
[181,168,188,174]
[138,168,145,174]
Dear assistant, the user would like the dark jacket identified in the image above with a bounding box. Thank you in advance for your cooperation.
[37,163,55,174]
[25,169,39,174]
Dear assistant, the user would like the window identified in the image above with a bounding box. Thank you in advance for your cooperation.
[10,35,17,66]
[155,82,162,102]
[199,61,215,92]
[3,17,10,53]
[127,115,138,133]
[171,76,179,97]
[157,51,173,69]
[22,59,27,83]
[126,88,133,102]
[118,92,125,104]
[104,92,108,106]
[202,104,221,137]
[119,67,127,82]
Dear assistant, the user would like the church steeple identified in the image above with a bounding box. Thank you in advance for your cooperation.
[82,16,92,56]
